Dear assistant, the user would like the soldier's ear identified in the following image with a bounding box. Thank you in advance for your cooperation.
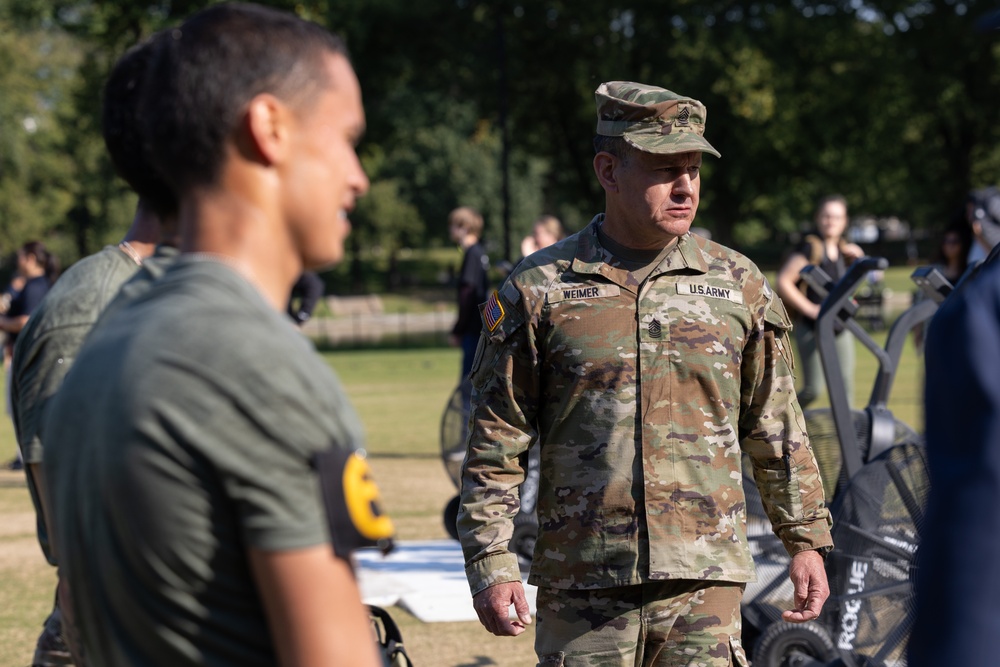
[239,93,293,167]
[593,152,621,193]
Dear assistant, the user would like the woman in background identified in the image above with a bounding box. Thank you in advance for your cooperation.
[934,223,972,284]
[776,195,864,409]
[913,222,972,353]
[520,214,566,257]
[1,240,59,470]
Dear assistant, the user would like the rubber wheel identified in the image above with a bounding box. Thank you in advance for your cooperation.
[753,620,836,667]
[443,494,460,541]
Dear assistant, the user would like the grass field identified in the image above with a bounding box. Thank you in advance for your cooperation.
[0,348,540,667]
[0,317,927,666]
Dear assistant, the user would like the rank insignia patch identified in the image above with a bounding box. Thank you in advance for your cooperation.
[482,290,506,332]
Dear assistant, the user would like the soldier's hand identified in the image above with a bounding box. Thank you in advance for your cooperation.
[783,549,829,623]
[472,581,532,636]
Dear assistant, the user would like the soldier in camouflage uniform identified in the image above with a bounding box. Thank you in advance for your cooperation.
[457,81,834,666]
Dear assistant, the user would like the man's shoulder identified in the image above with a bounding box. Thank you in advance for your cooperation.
[684,234,773,312]
[115,271,351,450]
[500,240,577,310]
[144,261,326,377]
[140,262,300,347]
[76,271,332,420]
[59,245,136,285]
[13,247,137,365]
[511,235,579,281]
[689,234,765,279]
[30,247,138,325]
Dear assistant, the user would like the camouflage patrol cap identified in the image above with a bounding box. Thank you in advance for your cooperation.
[595,81,721,158]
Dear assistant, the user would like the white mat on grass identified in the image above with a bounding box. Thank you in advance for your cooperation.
[355,539,537,623]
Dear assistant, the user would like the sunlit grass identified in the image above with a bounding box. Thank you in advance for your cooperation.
[0,324,928,666]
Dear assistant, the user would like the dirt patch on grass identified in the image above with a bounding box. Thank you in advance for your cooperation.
[0,469,27,489]
[368,456,456,541]
[0,512,35,539]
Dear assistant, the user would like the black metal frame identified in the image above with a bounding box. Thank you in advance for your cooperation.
[784,258,955,667]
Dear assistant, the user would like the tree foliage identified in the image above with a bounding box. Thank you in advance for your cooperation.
[0,0,998,280]
[0,6,81,268]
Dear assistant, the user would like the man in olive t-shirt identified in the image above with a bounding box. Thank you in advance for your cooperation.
[42,4,380,666]
[12,234,153,562]
[10,26,178,665]
[44,257,365,665]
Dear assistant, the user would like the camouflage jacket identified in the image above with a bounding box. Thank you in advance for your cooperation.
[458,216,833,595]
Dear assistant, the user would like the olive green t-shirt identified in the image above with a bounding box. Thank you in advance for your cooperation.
[12,245,141,466]
[97,243,180,325]
[11,245,141,564]
[43,256,364,667]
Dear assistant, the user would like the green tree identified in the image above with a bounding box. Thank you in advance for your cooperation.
[0,6,82,269]
[6,0,998,278]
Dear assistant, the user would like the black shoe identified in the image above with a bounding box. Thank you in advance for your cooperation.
[6,457,23,471]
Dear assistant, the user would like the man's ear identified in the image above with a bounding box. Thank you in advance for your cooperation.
[593,152,621,193]
[238,93,293,166]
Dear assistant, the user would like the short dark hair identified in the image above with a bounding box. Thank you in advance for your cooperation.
[815,194,848,217]
[593,135,638,164]
[20,240,60,282]
[140,2,348,192]
[102,32,177,218]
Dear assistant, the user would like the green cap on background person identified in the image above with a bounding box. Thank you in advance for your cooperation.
[594,81,721,158]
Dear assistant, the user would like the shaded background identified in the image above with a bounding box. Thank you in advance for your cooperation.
[2,0,998,284]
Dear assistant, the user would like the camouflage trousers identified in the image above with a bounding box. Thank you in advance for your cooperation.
[534,581,749,667]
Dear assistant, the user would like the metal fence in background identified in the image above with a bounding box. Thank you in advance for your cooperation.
[302,295,456,348]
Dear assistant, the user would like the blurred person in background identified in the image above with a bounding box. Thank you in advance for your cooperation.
[1,240,58,472]
[965,186,1000,264]
[41,4,382,665]
[448,206,489,382]
[520,214,566,257]
[776,194,864,408]
[1,269,26,367]
[0,241,59,345]
[9,29,179,665]
[913,222,972,354]
[934,222,973,284]
[1,271,26,316]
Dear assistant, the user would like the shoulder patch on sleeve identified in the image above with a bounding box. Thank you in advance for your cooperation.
[480,283,526,344]
[764,290,793,331]
[314,447,395,560]
[501,281,521,306]
[481,291,506,332]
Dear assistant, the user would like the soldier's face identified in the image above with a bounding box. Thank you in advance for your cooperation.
[282,53,369,270]
[613,151,701,248]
